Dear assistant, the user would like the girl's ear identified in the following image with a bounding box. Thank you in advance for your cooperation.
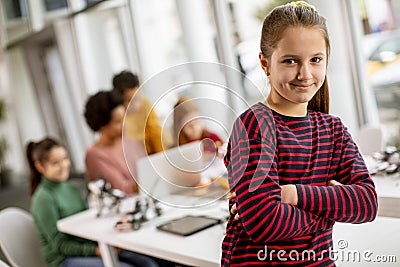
[259,53,270,76]
[34,161,45,174]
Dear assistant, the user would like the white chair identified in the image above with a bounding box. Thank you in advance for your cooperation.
[0,259,10,267]
[354,125,385,156]
[0,208,47,267]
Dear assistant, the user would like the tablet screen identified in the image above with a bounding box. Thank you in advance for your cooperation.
[157,215,220,236]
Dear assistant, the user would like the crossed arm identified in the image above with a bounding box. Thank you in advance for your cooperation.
[226,118,377,243]
[229,179,341,220]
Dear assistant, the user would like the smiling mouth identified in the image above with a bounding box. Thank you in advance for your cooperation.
[291,83,312,89]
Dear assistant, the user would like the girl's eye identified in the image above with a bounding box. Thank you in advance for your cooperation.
[283,59,296,64]
[311,57,323,63]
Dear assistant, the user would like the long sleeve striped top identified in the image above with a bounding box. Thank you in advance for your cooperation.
[221,102,378,266]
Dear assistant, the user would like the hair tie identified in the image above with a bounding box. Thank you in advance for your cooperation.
[285,1,316,11]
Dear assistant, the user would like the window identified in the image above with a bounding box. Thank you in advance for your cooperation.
[356,0,400,146]
[2,0,27,20]
[43,0,68,12]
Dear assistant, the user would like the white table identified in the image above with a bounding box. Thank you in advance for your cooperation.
[372,173,400,198]
[364,156,400,199]
[58,197,400,267]
[58,196,228,267]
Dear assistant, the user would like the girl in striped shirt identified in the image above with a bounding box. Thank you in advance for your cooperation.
[222,1,378,266]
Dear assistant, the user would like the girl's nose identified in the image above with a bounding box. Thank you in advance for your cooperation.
[297,63,313,80]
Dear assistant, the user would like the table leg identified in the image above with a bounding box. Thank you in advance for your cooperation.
[99,242,118,267]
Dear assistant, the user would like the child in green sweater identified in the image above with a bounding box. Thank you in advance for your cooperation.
[27,137,160,267]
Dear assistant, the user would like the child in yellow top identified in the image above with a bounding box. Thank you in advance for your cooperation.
[112,71,170,154]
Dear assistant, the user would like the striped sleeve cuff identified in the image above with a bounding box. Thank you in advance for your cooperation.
[295,184,309,210]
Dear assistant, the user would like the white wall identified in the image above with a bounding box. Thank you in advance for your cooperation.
[73,7,130,95]
[4,47,47,176]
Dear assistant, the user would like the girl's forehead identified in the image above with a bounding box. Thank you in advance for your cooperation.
[275,27,327,55]
[47,146,67,158]
[282,26,323,37]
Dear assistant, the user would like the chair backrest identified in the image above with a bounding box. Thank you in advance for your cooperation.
[354,125,385,156]
[0,208,47,267]
[0,259,10,267]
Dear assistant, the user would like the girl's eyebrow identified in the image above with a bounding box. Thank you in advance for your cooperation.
[280,54,298,58]
[280,52,325,58]
[311,52,326,57]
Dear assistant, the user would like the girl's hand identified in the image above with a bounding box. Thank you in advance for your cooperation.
[229,180,341,221]
[228,192,240,221]
[229,184,300,220]
[280,184,298,205]
[280,181,341,205]
[328,179,342,186]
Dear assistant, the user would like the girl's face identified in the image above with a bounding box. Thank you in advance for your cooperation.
[101,105,125,138]
[35,146,70,182]
[182,115,203,140]
[261,26,327,108]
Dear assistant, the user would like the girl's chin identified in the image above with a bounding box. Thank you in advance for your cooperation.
[59,175,69,181]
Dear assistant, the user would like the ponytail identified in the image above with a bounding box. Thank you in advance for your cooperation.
[308,77,330,113]
[26,142,41,195]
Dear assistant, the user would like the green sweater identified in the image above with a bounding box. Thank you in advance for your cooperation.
[31,177,97,267]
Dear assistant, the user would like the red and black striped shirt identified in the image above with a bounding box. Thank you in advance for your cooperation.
[222,102,378,266]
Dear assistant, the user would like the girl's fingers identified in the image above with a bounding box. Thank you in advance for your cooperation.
[230,203,237,214]
[229,191,239,220]
[227,191,237,200]
[328,180,342,186]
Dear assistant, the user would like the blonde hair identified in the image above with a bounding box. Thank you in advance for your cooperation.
[260,1,330,113]
[285,1,315,10]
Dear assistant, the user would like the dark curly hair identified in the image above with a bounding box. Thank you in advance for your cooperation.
[112,70,140,94]
[84,90,124,132]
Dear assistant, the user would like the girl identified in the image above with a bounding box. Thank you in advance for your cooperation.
[84,91,146,195]
[222,2,378,266]
[173,96,223,151]
[112,71,170,154]
[28,137,159,267]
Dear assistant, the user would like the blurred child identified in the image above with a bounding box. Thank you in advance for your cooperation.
[113,71,171,154]
[27,137,159,267]
[173,96,223,153]
[84,91,146,195]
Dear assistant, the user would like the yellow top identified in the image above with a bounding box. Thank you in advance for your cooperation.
[124,97,170,154]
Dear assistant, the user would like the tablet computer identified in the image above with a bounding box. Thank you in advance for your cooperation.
[156,215,220,236]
